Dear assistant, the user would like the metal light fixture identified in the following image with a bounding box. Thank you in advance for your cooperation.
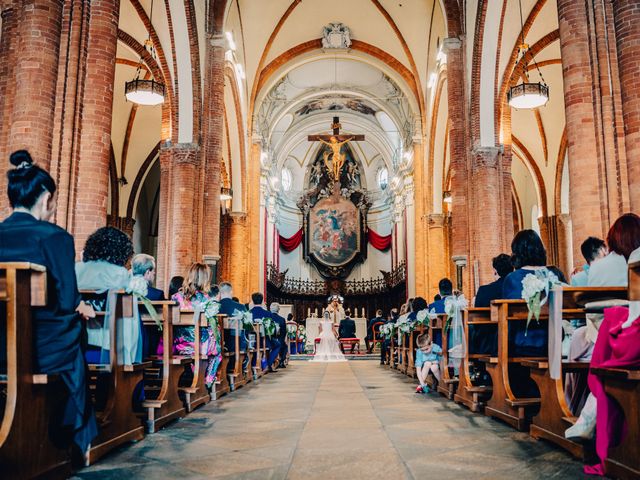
[508,0,549,110]
[125,0,165,106]
[220,187,233,201]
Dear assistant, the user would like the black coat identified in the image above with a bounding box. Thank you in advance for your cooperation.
[0,212,97,451]
[474,277,506,307]
[147,286,165,301]
[338,317,357,339]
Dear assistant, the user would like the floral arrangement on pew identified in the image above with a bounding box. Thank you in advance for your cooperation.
[127,275,161,329]
[262,317,277,337]
[396,316,416,334]
[415,309,437,328]
[286,323,298,339]
[444,294,468,368]
[201,298,221,343]
[379,322,395,339]
[521,269,561,331]
[297,325,308,344]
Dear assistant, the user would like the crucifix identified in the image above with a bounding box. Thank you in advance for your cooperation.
[308,116,365,181]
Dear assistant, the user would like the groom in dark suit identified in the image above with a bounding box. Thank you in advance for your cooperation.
[338,308,357,353]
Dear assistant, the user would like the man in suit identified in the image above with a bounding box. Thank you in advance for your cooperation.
[132,253,164,300]
[474,253,513,307]
[250,292,281,371]
[218,282,249,372]
[365,309,385,353]
[338,308,357,353]
[380,308,397,365]
[429,278,453,313]
[270,303,288,368]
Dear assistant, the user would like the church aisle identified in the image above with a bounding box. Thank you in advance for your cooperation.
[72,362,585,480]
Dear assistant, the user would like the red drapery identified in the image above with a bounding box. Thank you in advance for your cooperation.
[368,228,392,251]
[279,228,303,252]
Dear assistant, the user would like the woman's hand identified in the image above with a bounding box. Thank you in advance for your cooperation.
[76,301,96,320]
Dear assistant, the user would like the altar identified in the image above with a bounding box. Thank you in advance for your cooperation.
[305,317,368,348]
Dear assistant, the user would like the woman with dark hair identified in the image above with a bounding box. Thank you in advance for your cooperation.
[502,229,549,361]
[0,150,97,456]
[168,275,184,298]
[75,227,140,364]
[588,213,640,287]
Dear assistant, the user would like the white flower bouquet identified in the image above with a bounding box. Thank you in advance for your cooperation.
[379,323,395,339]
[521,269,560,330]
[262,317,277,337]
[286,323,298,339]
[415,308,437,327]
[127,275,161,329]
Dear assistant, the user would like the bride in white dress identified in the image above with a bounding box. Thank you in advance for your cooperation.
[311,311,346,362]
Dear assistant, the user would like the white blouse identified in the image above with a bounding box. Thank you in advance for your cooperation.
[587,252,628,287]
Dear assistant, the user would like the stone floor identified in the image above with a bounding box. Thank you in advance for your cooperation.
[72,361,592,480]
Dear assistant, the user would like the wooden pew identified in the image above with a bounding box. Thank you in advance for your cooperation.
[398,331,409,375]
[173,309,211,412]
[481,300,545,431]
[437,313,459,399]
[81,290,150,464]
[389,329,398,369]
[523,287,626,458]
[454,307,493,412]
[215,315,230,398]
[225,315,248,391]
[139,301,187,433]
[425,315,444,391]
[0,263,73,479]
[591,367,640,479]
[250,325,261,379]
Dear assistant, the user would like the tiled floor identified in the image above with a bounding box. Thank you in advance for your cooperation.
[72,361,590,479]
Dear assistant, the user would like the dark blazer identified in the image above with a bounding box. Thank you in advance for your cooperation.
[250,305,271,322]
[474,277,505,307]
[429,298,446,314]
[0,211,97,451]
[338,317,357,338]
[219,297,248,351]
[219,297,247,317]
[147,286,165,301]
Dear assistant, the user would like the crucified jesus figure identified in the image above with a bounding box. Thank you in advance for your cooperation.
[319,135,353,180]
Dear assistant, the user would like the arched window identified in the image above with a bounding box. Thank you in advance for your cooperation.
[377,167,389,190]
[281,167,292,191]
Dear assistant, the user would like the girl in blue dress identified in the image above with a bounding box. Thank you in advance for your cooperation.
[415,332,442,393]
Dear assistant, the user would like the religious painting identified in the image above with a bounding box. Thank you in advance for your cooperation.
[309,195,360,267]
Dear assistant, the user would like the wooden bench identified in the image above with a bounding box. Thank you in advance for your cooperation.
[339,338,360,354]
[173,309,212,412]
[480,300,545,431]
[224,316,248,391]
[425,315,444,391]
[370,321,384,352]
[139,301,187,433]
[81,290,149,464]
[591,367,640,479]
[436,313,459,399]
[523,287,627,458]
[454,307,493,412]
[214,315,230,397]
[0,263,73,479]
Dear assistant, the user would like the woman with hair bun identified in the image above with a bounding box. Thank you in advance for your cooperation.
[0,150,97,456]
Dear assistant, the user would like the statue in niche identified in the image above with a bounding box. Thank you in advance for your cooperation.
[322,23,352,49]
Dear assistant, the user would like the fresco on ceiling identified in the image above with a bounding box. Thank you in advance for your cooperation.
[295,98,377,117]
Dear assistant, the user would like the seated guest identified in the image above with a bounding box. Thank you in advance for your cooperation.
[168,275,184,298]
[171,264,221,390]
[502,229,549,358]
[380,308,398,365]
[218,282,249,371]
[415,332,442,394]
[474,254,513,307]
[132,253,164,300]
[365,309,385,353]
[75,226,142,365]
[0,150,97,455]
[250,292,281,371]
[338,308,357,353]
[570,237,606,286]
[286,312,295,324]
[270,302,288,368]
[408,297,428,318]
[433,294,442,302]
[429,279,453,313]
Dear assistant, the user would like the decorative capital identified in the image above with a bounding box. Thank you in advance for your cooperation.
[443,37,462,52]
[427,213,445,228]
[452,255,468,267]
[202,254,221,265]
[208,33,225,48]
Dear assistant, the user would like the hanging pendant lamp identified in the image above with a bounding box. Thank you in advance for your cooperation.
[125,0,165,106]
[508,0,549,110]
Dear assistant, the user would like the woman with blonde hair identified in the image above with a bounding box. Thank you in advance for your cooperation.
[169,263,222,390]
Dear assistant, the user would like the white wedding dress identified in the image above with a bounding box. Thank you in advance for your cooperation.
[311,319,346,362]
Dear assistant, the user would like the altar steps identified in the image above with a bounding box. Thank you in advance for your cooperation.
[290,353,380,361]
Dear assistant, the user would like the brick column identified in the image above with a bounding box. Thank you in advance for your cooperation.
[426,213,447,300]
[412,138,427,296]
[470,147,504,287]
[613,0,640,211]
[8,0,64,165]
[201,33,225,262]
[557,0,628,259]
[225,212,249,299]
[444,36,471,293]
[72,0,119,253]
[538,214,573,277]
[0,4,18,216]
[158,144,200,281]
